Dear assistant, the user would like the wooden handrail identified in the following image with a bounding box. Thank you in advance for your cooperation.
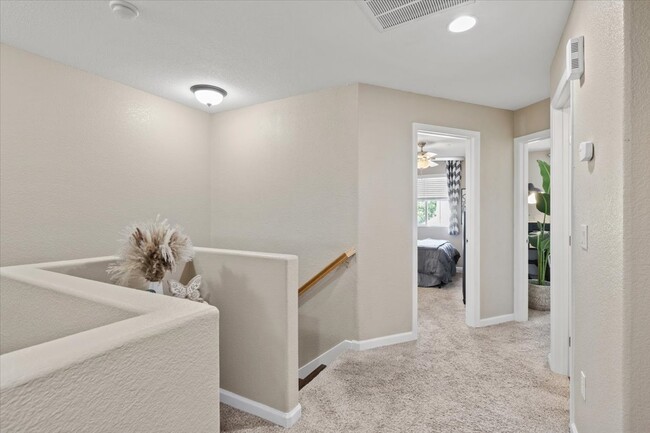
[298,248,356,296]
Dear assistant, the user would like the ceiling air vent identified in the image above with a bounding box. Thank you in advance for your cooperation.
[358,0,475,32]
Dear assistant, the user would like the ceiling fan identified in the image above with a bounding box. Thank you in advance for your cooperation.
[417,142,438,169]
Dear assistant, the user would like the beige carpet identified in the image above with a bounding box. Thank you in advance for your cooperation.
[221,277,569,432]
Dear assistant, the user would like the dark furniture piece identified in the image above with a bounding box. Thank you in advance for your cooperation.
[462,210,466,305]
[528,222,550,280]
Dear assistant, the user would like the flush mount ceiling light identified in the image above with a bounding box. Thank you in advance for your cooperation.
[190,85,227,107]
[448,15,476,33]
[109,0,139,20]
[417,142,438,169]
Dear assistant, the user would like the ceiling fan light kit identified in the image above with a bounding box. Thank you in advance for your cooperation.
[417,142,439,169]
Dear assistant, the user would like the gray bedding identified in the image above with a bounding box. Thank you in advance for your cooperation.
[417,239,460,287]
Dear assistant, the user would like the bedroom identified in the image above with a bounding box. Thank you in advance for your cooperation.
[416,129,467,304]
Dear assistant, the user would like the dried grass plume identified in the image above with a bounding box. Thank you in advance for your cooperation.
[108,216,194,286]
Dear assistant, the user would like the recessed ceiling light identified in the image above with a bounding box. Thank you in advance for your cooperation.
[448,16,476,33]
[109,1,139,20]
[190,85,227,107]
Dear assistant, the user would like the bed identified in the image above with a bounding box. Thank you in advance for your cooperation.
[417,238,461,287]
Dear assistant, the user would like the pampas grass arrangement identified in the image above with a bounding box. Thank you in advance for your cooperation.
[108,216,194,290]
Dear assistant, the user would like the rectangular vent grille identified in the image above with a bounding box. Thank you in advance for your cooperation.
[360,0,475,31]
[566,36,584,80]
[571,40,579,54]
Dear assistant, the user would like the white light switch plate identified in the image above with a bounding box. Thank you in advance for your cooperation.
[580,225,588,250]
[581,371,586,401]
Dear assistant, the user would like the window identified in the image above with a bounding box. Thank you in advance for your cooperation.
[418,199,450,227]
[417,175,450,227]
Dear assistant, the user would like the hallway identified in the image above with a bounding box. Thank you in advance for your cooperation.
[221,278,569,432]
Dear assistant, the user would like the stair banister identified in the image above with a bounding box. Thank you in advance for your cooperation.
[298,248,356,296]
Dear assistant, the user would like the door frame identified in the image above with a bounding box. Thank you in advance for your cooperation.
[412,123,481,329]
[549,64,574,381]
[513,129,551,322]
[549,102,572,379]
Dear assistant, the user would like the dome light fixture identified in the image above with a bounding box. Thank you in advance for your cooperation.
[448,16,477,33]
[109,0,139,20]
[528,183,541,204]
[190,85,227,107]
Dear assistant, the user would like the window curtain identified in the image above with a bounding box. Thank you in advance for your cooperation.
[446,161,462,235]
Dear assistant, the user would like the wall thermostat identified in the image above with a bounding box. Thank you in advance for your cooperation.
[579,141,594,162]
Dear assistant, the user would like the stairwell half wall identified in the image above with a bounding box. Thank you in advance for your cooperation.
[209,85,360,367]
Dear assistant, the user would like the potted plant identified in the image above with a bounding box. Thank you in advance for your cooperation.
[107,216,194,294]
[528,160,551,311]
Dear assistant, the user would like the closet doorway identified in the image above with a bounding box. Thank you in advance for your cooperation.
[411,123,481,330]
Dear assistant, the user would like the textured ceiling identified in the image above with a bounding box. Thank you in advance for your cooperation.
[0,0,572,112]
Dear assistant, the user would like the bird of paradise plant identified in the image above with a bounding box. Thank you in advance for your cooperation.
[529,160,551,285]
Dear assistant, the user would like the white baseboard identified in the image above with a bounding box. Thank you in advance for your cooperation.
[299,331,418,378]
[349,330,417,351]
[456,266,463,272]
[299,340,352,379]
[570,423,579,433]
[220,389,301,428]
[477,313,514,327]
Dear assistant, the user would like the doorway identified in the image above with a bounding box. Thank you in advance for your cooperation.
[513,129,551,322]
[412,123,481,329]
[513,99,572,384]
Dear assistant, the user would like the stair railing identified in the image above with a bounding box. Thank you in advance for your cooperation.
[298,248,356,296]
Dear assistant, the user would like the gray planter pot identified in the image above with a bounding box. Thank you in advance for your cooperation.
[528,279,550,311]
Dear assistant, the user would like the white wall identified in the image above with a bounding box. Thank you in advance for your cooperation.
[513,98,550,138]
[209,85,359,366]
[357,84,515,339]
[623,1,650,431]
[0,277,135,355]
[550,2,644,431]
[514,100,551,225]
[528,150,550,223]
[0,44,212,267]
[1,263,220,433]
[186,248,299,415]
[209,83,516,357]
[417,163,466,266]
[1,44,525,378]
[4,248,299,426]
[207,82,517,349]
[0,44,356,372]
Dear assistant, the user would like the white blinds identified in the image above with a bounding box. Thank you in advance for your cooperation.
[417,176,448,199]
